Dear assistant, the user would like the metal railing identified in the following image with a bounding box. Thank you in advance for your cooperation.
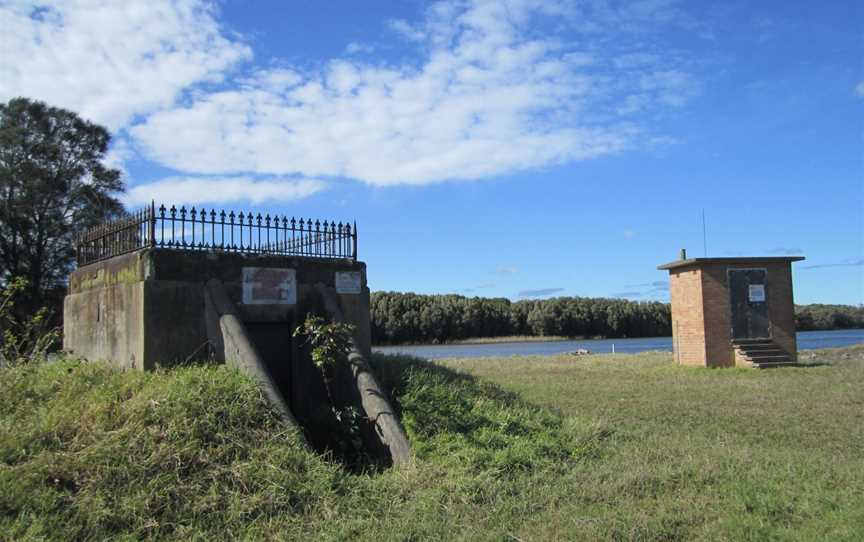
[75,202,357,266]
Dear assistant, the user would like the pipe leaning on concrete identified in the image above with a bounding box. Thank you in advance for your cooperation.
[315,284,412,467]
[204,279,304,437]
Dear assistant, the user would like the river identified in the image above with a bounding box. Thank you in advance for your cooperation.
[373,329,864,360]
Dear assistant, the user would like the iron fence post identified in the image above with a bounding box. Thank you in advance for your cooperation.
[352,221,358,261]
[149,200,156,248]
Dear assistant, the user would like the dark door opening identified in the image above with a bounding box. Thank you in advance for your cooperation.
[245,322,294,402]
[728,269,770,339]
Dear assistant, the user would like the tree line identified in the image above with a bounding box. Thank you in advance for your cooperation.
[370,292,672,344]
[795,304,864,331]
[370,291,864,345]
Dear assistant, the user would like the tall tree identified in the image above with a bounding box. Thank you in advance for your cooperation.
[0,97,124,307]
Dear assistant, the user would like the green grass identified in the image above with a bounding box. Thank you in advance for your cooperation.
[1,347,862,540]
[440,346,864,540]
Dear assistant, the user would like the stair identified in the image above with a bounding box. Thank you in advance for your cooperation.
[732,339,798,368]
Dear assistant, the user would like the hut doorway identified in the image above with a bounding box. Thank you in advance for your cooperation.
[728,269,770,339]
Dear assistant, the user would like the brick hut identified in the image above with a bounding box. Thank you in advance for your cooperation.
[657,252,805,368]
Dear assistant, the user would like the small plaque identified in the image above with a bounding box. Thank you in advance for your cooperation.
[748,284,765,302]
[242,267,296,305]
[335,271,362,294]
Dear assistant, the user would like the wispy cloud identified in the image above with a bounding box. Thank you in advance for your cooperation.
[800,259,864,270]
[3,0,707,193]
[496,265,520,275]
[459,282,495,293]
[625,280,668,289]
[619,279,668,299]
[345,42,375,55]
[612,291,642,299]
[0,0,250,131]
[855,82,864,98]
[767,246,803,255]
[623,229,636,239]
[518,287,565,298]
[123,177,327,207]
[127,0,702,186]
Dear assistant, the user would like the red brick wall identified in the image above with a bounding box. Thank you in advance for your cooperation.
[765,263,797,361]
[669,267,707,366]
[700,264,734,367]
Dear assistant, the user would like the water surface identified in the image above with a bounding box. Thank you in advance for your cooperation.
[373,329,864,360]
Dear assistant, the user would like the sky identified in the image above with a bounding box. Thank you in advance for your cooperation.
[2,0,862,304]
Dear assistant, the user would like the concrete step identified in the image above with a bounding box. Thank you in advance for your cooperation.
[743,354,792,363]
[732,338,774,345]
[740,350,786,359]
[738,343,783,351]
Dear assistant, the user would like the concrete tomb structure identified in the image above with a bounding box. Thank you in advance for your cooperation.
[64,204,410,466]
[658,251,805,368]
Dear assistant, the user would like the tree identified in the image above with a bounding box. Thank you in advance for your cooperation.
[0,97,124,310]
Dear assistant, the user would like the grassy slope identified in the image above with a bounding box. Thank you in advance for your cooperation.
[1,347,862,540]
[0,357,602,541]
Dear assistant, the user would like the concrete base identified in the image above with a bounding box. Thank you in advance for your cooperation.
[64,248,371,369]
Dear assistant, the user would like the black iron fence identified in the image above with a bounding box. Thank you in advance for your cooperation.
[75,202,357,266]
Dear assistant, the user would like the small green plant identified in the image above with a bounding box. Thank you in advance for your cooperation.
[0,277,60,367]
[293,315,370,465]
[292,315,356,369]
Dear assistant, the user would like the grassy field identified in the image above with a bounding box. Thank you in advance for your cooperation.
[439,346,864,540]
[1,346,862,540]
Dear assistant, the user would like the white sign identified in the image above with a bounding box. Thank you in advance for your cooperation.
[335,271,362,294]
[242,267,296,305]
[748,284,766,302]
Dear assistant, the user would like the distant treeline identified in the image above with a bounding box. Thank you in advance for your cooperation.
[795,304,864,331]
[370,292,671,345]
[370,292,864,345]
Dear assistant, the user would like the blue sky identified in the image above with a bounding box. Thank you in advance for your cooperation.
[2,0,862,304]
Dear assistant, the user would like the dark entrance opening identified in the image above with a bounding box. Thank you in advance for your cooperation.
[245,322,294,398]
[728,269,770,339]
[246,319,391,473]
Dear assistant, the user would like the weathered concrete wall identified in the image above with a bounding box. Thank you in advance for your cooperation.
[64,248,371,370]
[63,251,148,369]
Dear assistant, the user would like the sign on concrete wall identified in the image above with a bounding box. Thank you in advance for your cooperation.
[335,271,362,294]
[242,267,296,305]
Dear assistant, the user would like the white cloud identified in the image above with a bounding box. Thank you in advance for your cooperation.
[346,42,375,55]
[103,136,137,178]
[855,82,864,98]
[123,177,327,207]
[130,0,701,187]
[3,0,703,191]
[0,0,250,130]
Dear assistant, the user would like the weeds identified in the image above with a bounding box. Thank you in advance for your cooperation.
[0,277,60,367]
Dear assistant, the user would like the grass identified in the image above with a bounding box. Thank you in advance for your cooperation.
[1,346,862,540]
[441,346,864,540]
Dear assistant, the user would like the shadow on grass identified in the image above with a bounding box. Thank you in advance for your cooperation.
[370,353,613,474]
